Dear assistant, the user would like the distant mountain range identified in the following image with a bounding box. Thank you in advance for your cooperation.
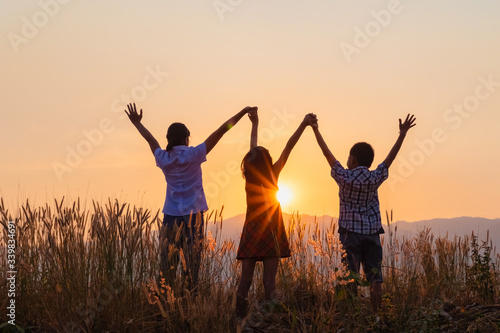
[385,217,500,251]
[207,214,500,251]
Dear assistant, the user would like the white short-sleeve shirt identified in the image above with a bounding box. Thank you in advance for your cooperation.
[154,143,208,216]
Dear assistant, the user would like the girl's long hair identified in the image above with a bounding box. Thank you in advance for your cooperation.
[166,122,190,151]
[241,146,277,189]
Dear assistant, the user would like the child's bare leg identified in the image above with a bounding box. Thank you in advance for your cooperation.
[236,259,257,318]
[237,259,257,298]
[370,281,382,312]
[262,257,279,300]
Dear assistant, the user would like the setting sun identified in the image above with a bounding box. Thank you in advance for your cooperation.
[277,184,293,206]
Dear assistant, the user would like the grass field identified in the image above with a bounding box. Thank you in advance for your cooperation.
[1,198,499,332]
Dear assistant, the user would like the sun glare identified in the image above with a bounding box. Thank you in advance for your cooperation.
[277,184,293,206]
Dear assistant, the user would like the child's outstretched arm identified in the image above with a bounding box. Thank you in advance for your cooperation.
[248,109,258,148]
[125,103,161,154]
[204,106,257,155]
[383,114,416,168]
[311,120,337,168]
[273,114,315,176]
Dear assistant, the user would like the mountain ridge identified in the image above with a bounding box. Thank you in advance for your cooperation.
[209,214,500,249]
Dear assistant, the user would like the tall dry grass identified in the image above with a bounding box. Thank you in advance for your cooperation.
[1,198,499,332]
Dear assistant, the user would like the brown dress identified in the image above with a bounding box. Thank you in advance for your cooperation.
[236,178,291,260]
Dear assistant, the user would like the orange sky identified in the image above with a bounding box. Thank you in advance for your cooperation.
[1,1,500,222]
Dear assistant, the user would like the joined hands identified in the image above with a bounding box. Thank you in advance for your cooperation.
[303,113,318,127]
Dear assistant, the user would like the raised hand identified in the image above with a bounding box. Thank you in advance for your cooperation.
[310,114,318,128]
[384,114,417,168]
[125,103,143,124]
[302,113,317,127]
[248,108,258,124]
[205,106,258,155]
[124,103,160,154]
[242,106,258,114]
[273,113,321,174]
[399,114,416,134]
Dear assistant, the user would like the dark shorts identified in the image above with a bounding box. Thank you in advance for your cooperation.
[339,231,383,283]
[160,212,205,289]
[163,212,205,246]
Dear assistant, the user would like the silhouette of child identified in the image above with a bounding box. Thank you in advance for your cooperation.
[235,108,316,318]
[125,103,256,291]
[312,114,416,312]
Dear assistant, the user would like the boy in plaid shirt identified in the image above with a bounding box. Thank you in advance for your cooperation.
[312,114,416,311]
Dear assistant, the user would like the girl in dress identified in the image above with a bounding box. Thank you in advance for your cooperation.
[235,109,316,317]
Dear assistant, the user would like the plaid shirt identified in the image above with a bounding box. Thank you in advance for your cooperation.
[331,161,388,235]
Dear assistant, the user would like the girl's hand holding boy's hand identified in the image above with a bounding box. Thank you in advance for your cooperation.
[311,116,319,129]
[302,113,317,127]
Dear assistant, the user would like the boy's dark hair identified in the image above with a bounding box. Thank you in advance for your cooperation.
[241,146,277,189]
[350,142,374,168]
[166,123,190,151]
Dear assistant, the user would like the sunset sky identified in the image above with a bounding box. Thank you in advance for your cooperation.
[1,0,499,222]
